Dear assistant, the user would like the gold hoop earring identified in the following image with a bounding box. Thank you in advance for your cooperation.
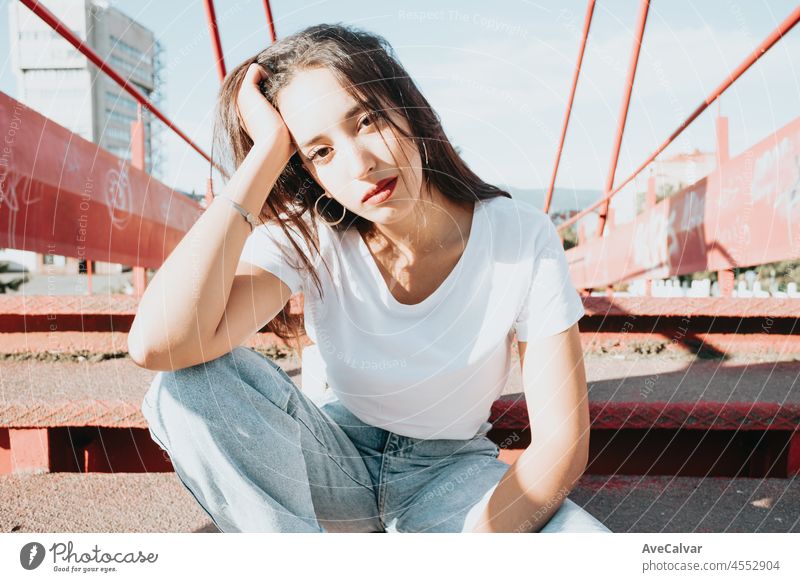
[314,195,346,227]
[422,140,429,166]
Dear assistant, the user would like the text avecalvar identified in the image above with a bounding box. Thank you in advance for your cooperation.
[642,544,703,554]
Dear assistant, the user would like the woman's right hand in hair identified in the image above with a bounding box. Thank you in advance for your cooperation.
[236,63,292,154]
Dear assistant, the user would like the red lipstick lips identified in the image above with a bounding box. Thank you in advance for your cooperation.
[362,176,398,205]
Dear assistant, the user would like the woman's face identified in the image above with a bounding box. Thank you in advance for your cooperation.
[276,67,424,225]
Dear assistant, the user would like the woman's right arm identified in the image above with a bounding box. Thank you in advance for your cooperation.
[128,64,294,371]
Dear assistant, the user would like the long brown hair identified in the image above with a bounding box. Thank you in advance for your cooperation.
[213,23,511,356]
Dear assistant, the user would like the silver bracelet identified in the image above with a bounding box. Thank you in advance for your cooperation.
[214,194,261,231]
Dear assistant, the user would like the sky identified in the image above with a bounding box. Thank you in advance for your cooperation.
[1,0,798,216]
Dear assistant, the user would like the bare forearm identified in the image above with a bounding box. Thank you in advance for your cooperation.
[128,139,290,364]
[471,439,588,533]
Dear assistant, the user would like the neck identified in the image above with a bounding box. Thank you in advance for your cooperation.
[361,186,474,260]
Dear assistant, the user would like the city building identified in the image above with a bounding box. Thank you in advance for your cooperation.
[651,149,717,200]
[3,0,162,276]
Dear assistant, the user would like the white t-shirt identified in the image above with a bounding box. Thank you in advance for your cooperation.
[240,195,585,440]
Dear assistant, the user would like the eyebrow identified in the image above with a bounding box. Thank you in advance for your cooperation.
[298,103,365,150]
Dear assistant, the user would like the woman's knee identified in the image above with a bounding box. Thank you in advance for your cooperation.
[141,347,292,442]
[142,349,234,422]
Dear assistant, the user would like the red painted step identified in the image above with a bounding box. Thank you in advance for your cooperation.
[1,353,797,476]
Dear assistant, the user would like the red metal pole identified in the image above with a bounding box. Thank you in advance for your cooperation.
[130,105,145,168]
[131,105,147,297]
[558,4,800,234]
[644,174,656,296]
[714,113,729,300]
[86,257,93,295]
[201,0,228,213]
[203,0,227,81]
[716,115,730,165]
[646,173,657,208]
[595,0,650,238]
[718,269,735,298]
[262,0,278,43]
[19,0,219,171]
[544,0,595,215]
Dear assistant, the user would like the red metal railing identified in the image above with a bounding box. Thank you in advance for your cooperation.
[543,0,595,214]
[262,0,278,43]
[203,0,228,81]
[2,0,276,289]
[594,0,650,239]
[0,93,201,269]
[5,0,798,297]
[566,114,800,290]
[555,4,800,236]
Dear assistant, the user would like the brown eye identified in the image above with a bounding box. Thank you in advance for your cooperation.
[360,112,379,128]
[308,147,331,162]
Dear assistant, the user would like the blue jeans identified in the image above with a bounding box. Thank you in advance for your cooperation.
[141,346,611,533]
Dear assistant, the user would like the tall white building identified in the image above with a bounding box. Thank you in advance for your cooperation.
[3,0,161,279]
[9,0,159,172]
[652,150,717,199]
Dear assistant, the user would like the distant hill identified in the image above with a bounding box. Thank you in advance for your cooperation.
[499,186,602,214]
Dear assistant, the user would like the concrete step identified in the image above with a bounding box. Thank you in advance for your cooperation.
[0,472,216,533]
[571,474,800,533]
[2,352,797,430]
[3,296,798,360]
[2,352,798,476]
[2,472,797,533]
[0,352,301,429]
[496,351,800,431]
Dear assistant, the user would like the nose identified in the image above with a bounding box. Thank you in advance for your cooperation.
[344,138,377,181]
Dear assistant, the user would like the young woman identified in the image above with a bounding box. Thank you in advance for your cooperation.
[130,23,610,534]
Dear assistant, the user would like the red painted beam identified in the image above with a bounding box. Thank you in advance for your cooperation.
[0,93,202,268]
[788,430,800,476]
[1,295,791,320]
[0,430,9,473]
[0,295,305,333]
[581,296,800,318]
[490,400,800,432]
[0,294,794,338]
[8,428,49,474]
[80,428,174,473]
[566,116,800,288]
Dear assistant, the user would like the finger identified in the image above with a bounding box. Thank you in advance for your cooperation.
[234,101,250,136]
[244,63,267,86]
[236,65,262,106]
